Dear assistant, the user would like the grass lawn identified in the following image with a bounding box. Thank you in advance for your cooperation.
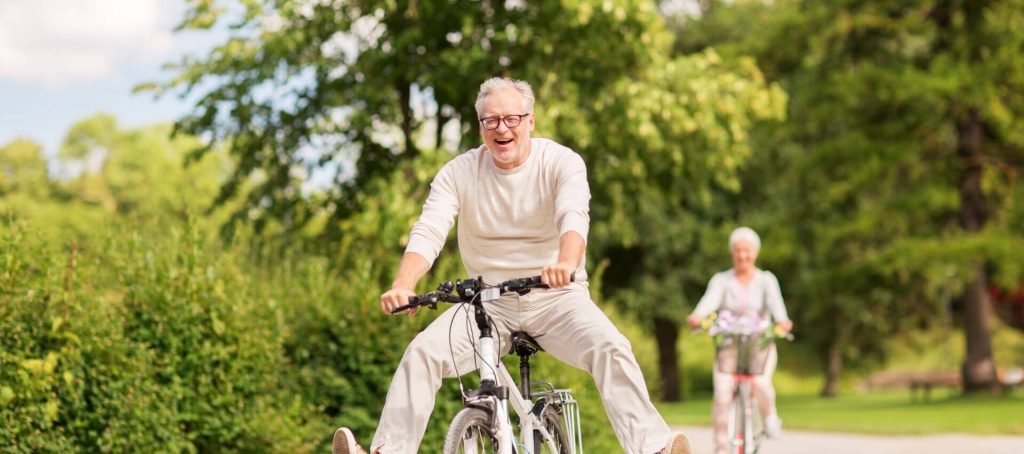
[657,390,1024,435]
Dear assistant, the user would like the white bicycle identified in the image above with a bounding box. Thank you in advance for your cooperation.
[698,312,792,454]
[392,275,584,454]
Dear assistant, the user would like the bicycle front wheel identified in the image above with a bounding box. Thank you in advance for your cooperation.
[444,407,499,454]
[533,410,570,453]
[728,390,747,454]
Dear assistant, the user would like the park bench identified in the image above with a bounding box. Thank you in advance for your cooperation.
[862,368,1024,399]
[860,371,961,401]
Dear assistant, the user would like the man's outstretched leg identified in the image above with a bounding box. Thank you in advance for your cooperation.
[523,285,691,454]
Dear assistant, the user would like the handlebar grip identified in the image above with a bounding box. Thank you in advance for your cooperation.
[390,304,415,314]
[388,295,421,314]
[533,272,575,287]
[512,272,575,291]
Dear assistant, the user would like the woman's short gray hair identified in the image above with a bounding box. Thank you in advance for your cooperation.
[475,77,535,117]
[729,227,761,251]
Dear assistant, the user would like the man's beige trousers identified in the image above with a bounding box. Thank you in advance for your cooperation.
[370,282,672,453]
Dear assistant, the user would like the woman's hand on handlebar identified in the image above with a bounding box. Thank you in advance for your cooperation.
[686,314,702,329]
[381,287,418,315]
[541,262,575,288]
[776,320,793,333]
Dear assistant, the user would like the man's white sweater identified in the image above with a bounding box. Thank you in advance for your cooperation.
[405,138,591,284]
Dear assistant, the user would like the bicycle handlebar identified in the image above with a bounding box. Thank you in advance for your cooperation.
[690,325,795,342]
[390,273,575,314]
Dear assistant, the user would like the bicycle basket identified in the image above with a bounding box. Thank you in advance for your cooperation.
[715,335,771,375]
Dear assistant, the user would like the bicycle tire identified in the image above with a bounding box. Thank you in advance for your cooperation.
[729,388,746,454]
[444,407,499,454]
[532,410,570,453]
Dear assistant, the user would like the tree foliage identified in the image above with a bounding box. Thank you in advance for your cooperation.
[149,0,786,402]
[57,113,228,220]
[0,139,50,200]
[672,0,1024,394]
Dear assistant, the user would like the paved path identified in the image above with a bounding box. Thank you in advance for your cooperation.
[673,425,1024,454]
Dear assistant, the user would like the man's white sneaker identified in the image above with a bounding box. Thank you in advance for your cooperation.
[332,427,368,454]
[660,431,692,454]
[764,414,783,439]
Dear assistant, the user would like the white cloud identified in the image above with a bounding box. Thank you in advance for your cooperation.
[0,0,179,88]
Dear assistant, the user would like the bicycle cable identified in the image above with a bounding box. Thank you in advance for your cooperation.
[448,298,473,398]
[448,290,503,400]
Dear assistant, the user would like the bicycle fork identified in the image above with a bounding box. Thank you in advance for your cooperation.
[733,378,760,454]
[467,288,514,454]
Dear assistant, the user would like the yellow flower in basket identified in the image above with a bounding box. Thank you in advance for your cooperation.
[772,324,787,338]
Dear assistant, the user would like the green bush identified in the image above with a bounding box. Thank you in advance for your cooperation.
[0,223,76,452]
[0,218,323,453]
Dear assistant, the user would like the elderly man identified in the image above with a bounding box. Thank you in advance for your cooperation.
[333,77,690,454]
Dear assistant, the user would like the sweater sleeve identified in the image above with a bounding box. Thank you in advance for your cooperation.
[693,273,726,318]
[553,150,591,242]
[763,271,790,322]
[404,161,460,266]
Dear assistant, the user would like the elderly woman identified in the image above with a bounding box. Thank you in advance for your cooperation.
[686,227,793,454]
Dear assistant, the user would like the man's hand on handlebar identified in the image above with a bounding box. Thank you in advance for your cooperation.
[381,287,418,315]
[541,262,575,289]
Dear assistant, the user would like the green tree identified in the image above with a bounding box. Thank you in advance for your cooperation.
[556,52,786,400]
[58,113,228,221]
[153,0,786,403]
[672,0,1024,394]
[0,138,50,200]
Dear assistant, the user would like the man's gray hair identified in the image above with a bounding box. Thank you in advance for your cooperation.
[729,227,761,251]
[475,77,535,117]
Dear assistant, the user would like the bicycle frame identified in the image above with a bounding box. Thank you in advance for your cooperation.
[720,333,767,454]
[395,276,583,453]
[728,372,763,454]
[698,311,791,454]
[464,286,582,454]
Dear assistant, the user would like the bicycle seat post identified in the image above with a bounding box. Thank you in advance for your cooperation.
[510,331,543,402]
[518,351,531,401]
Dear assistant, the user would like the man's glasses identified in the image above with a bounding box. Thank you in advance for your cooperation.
[478,113,531,130]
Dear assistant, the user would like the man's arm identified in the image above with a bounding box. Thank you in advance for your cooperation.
[546,148,590,289]
[541,231,585,288]
[383,159,461,315]
[380,252,431,315]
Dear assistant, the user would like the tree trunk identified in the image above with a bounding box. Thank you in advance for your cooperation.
[398,80,418,158]
[961,265,1000,393]
[957,107,999,394]
[435,112,449,150]
[821,340,842,397]
[821,307,844,398]
[653,316,681,401]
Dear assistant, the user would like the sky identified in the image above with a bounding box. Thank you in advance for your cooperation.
[0,0,223,158]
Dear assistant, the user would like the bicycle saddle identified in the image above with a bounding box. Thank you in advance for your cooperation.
[510,331,543,357]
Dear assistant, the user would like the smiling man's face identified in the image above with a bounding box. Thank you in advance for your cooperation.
[479,88,534,170]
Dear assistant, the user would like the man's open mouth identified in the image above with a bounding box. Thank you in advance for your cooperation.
[495,138,513,145]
